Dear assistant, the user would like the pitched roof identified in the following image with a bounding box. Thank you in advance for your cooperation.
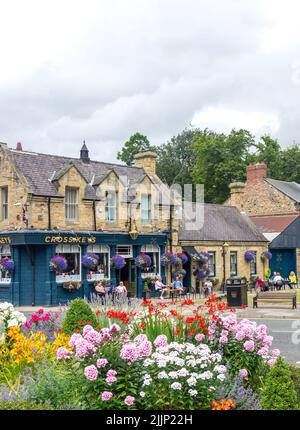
[265,178,300,203]
[179,204,268,242]
[9,148,146,200]
[270,215,300,248]
[250,214,298,233]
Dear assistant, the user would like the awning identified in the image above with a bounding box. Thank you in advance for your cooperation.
[182,246,200,261]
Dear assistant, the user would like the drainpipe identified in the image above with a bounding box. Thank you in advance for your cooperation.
[93,200,97,231]
[48,197,51,230]
[25,245,35,306]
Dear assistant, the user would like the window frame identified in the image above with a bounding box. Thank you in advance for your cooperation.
[86,244,110,281]
[230,251,238,276]
[0,245,12,284]
[141,244,160,276]
[250,251,257,275]
[105,190,117,224]
[65,187,79,222]
[55,244,81,283]
[1,186,8,222]
[208,251,216,277]
[116,245,133,258]
[141,193,151,225]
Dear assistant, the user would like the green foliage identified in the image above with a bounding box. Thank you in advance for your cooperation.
[117,132,154,166]
[261,357,298,410]
[290,365,300,406]
[0,400,53,410]
[61,298,98,335]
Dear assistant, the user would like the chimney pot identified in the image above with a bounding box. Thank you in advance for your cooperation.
[246,162,267,183]
[16,142,22,151]
[134,151,157,175]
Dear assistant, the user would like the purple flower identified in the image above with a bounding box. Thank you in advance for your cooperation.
[261,251,272,261]
[135,253,152,269]
[111,255,126,269]
[177,253,188,264]
[0,258,15,271]
[82,252,99,269]
[49,255,68,273]
[161,252,177,266]
[244,251,255,262]
[239,369,248,378]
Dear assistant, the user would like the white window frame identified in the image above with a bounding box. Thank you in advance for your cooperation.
[1,187,8,222]
[55,244,81,283]
[208,251,216,277]
[141,244,160,277]
[0,245,12,284]
[116,245,133,258]
[105,191,117,224]
[250,251,257,275]
[230,251,238,276]
[65,187,79,221]
[141,193,151,225]
[86,244,110,281]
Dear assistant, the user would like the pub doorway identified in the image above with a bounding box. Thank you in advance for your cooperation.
[118,258,137,297]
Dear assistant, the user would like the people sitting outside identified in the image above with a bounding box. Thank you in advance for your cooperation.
[204,279,213,297]
[115,281,127,299]
[95,281,106,305]
[289,271,297,289]
[273,272,284,290]
[256,277,269,292]
[171,276,184,295]
[155,276,168,300]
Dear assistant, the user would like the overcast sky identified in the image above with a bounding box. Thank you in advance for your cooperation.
[1,0,300,162]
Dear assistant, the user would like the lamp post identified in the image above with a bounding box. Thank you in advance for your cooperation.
[129,218,139,240]
[221,242,229,292]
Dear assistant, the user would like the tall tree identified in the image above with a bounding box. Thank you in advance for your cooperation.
[192,129,255,203]
[156,128,204,187]
[117,132,154,166]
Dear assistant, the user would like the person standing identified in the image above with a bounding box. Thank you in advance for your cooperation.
[95,281,106,305]
[289,271,297,289]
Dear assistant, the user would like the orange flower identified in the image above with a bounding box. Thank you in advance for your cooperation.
[211,399,236,410]
[95,309,101,316]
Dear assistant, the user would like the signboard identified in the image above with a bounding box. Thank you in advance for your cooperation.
[45,236,96,244]
[0,237,11,244]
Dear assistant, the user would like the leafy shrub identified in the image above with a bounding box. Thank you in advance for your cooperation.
[0,400,53,410]
[261,357,298,410]
[290,365,300,406]
[61,299,98,335]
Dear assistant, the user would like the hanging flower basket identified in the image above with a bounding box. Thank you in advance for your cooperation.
[160,252,177,266]
[62,281,82,291]
[0,257,15,272]
[261,251,272,261]
[111,255,126,270]
[172,268,187,279]
[244,251,255,262]
[49,255,68,273]
[82,252,99,270]
[177,253,188,265]
[135,253,152,269]
[193,267,209,278]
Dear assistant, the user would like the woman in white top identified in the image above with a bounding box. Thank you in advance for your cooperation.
[155,276,167,299]
[115,281,127,296]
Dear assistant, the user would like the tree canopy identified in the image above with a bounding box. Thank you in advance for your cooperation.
[117,132,155,166]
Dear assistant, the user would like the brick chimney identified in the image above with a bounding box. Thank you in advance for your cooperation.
[16,142,22,151]
[134,151,157,176]
[246,162,267,183]
[229,182,246,210]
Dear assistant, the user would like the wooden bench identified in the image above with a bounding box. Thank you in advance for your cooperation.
[253,291,297,309]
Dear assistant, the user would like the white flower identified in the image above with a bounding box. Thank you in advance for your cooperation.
[144,374,151,380]
[158,371,168,379]
[186,359,196,367]
[217,374,226,381]
[143,359,154,367]
[7,318,19,327]
[143,379,152,386]
[177,368,189,377]
[174,358,185,367]
[170,382,182,390]
[157,360,167,368]
[208,386,216,391]
[188,389,198,397]
[187,376,197,387]
[168,371,178,379]
[214,365,227,374]
[139,391,145,398]
[199,371,213,380]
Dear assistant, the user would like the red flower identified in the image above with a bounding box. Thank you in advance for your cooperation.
[140,322,146,329]
[95,309,101,316]
[174,328,181,335]
[241,304,246,310]
[78,321,83,326]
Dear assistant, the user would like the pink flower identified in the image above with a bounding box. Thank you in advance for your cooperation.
[102,391,113,401]
[69,333,83,348]
[56,347,72,360]
[154,335,168,348]
[257,347,269,357]
[75,339,97,358]
[219,336,228,345]
[110,323,121,334]
[235,331,246,341]
[96,358,108,368]
[107,369,117,377]
[271,348,280,357]
[83,325,94,336]
[195,333,205,342]
[106,375,117,385]
[124,395,135,406]
[243,340,255,352]
[84,365,98,381]
[267,358,276,366]
[37,309,44,314]
[239,368,248,378]
[120,343,141,363]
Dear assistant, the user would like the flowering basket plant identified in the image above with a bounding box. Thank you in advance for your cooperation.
[172,268,187,279]
[49,255,68,273]
[62,281,83,291]
[0,257,15,272]
[244,251,255,262]
[135,253,152,269]
[193,267,209,278]
[261,251,272,261]
[191,251,209,264]
[160,252,177,266]
[111,255,126,270]
[177,253,188,265]
[82,252,99,270]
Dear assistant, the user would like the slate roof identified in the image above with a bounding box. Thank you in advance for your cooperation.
[250,214,298,233]
[179,204,268,242]
[10,149,148,200]
[265,178,300,203]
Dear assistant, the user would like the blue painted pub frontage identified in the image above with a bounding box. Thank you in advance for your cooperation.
[0,230,168,306]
